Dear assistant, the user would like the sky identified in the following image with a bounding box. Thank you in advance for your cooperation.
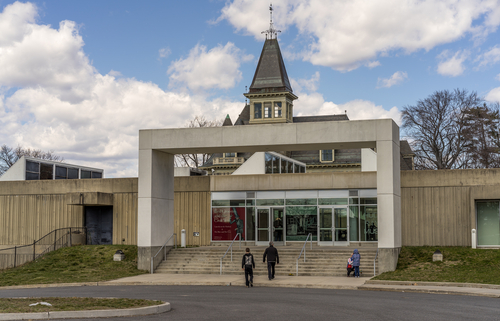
[1,0,500,177]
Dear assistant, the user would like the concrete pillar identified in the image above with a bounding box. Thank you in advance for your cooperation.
[376,125,401,273]
[137,148,174,270]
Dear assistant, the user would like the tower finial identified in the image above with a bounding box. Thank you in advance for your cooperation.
[261,3,281,40]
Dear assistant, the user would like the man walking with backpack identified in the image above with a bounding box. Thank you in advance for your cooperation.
[263,241,279,280]
[242,248,255,288]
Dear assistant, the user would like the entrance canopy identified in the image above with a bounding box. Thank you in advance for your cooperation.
[137,118,401,269]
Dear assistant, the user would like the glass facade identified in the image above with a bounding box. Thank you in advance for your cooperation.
[264,153,306,174]
[26,160,102,181]
[211,190,378,243]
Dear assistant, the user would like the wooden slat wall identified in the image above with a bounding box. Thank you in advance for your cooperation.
[174,192,211,246]
[401,186,471,246]
[0,195,83,245]
[112,193,138,245]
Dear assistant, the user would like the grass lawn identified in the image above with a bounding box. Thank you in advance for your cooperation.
[373,246,500,284]
[0,245,147,287]
[0,297,162,313]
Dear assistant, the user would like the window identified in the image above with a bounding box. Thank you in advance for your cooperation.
[81,170,91,179]
[26,161,40,180]
[264,102,272,118]
[274,102,282,118]
[320,150,334,162]
[68,168,79,179]
[91,172,102,179]
[224,152,236,158]
[254,103,262,119]
[55,166,67,179]
[265,153,273,174]
[40,163,53,180]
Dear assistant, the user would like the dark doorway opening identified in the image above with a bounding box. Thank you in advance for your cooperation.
[85,206,113,245]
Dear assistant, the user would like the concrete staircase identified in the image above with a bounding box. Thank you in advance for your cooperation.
[155,246,378,277]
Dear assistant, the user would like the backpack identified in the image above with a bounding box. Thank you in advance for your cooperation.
[245,254,253,266]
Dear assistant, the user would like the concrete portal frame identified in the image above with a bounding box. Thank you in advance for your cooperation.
[138,119,401,273]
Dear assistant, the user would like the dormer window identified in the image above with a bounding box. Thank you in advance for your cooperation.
[254,103,262,119]
[264,102,272,118]
[320,150,334,163]
[274,102,282,117]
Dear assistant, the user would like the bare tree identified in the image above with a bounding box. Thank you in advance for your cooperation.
[402,89,481,170]
[175,116,223,168]
[462,103,500,168]
[0,144,64,175]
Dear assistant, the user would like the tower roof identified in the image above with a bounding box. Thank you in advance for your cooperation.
[249,38,293,93]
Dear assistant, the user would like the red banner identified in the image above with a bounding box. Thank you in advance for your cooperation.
[212,207,245,241]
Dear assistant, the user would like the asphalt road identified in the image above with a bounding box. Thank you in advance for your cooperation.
[1,285,499,320]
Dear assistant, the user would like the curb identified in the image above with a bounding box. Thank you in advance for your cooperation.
[0,302,170,320]
[365,280,500,290]
[358,285,500,298]
[101,280,360,290]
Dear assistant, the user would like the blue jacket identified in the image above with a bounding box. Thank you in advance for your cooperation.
[351,249,360,267]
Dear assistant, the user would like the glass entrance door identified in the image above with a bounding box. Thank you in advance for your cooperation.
[318,207,333,245]
[256,207,285,246]
[256,208,270,246]
[318,206,349,246]
[334,207,349,246]
[272,208,285,246]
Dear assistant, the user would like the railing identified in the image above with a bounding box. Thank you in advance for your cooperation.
[150,233,177,274]
[219,233,241,275]
[373,248,379,277]
[213,157,245,165]
[295,233,312,276]
[0,227,87,270]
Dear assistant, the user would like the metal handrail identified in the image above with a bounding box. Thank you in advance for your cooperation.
[0,227,86,270]
[219,233,241,275]
[150,233,177,274]
[295,233,312,276]
[373,248,379,277]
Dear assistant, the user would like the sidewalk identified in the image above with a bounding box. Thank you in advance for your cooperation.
[102,274,367,290]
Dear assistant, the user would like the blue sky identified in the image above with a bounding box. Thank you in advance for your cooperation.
[1,0,500,177]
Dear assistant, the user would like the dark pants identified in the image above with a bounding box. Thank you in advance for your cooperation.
[244,266,253,286]
[354,266,360,277]
[347,267,353,277]
[267,261,276,280]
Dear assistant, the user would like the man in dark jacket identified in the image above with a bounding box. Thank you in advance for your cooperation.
[242,248,255,287]
[263,241,279,280]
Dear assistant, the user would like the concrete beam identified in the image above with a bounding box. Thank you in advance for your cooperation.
[138,118,401,271]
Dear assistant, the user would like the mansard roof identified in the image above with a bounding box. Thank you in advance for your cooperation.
[249,38,293,93]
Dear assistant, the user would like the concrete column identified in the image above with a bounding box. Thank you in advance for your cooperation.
[376,127,401,273]
[137,148,174,270]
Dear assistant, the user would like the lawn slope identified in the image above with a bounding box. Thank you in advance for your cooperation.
[0,245,147,287]
[374,246,500,284]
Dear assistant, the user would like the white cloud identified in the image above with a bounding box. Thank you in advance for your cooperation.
[158,47,171,59]
[293,71,320,92]
[167,42,253,91]
[377,71,408,88]
[290,77,401,124]
[486,87,500,102]
[366,61,381,69]
[219,0,500,71]
[476,45,500,67]
[437,50,469,77]
[0,2,244,177]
